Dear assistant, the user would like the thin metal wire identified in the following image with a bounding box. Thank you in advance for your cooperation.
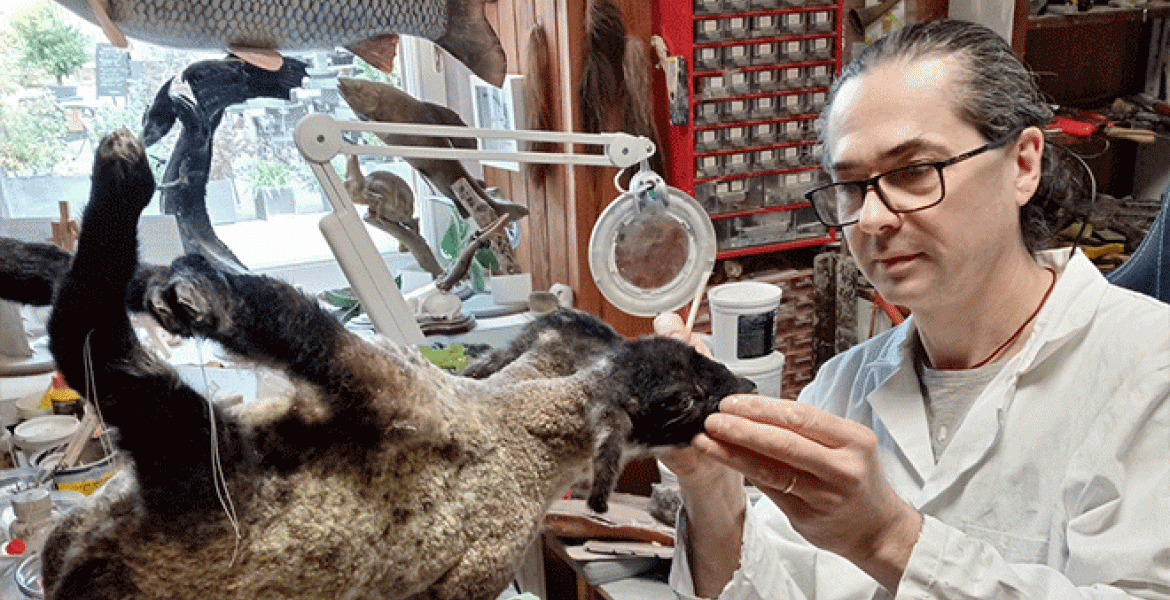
[197,341,242,565]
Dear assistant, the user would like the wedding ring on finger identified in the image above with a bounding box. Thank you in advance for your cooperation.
[782,473,798,495]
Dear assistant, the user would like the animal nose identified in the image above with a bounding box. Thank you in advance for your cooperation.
[737,377,757,394]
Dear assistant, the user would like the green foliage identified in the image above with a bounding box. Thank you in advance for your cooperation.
[0,93,67,174]
[11,2,89,85]
[439,210,501,293]
[353,56,402,89]
[251,160,291,188]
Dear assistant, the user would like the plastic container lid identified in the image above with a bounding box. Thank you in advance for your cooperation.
[13,415,79,452]
[708,281,784,312]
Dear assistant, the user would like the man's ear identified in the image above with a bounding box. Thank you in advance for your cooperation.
[1014,126,1045,207]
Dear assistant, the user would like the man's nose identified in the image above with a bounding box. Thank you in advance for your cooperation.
[854,184,900,234]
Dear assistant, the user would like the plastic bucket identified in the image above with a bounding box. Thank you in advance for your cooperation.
[31,446,120,496]
[0,373,53,427]
[707,281,783,361]
[724,351,786,398]
[13,416,78,457]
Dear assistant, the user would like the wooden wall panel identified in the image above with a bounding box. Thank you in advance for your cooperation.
[480,0,665,337]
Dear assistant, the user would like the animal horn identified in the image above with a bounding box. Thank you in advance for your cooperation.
[848,0,902,35]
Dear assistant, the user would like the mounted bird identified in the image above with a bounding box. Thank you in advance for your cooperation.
[141,55,308,274]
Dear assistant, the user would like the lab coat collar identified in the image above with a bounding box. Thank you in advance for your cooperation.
[860,249,1105,491]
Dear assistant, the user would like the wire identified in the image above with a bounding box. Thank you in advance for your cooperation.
[1053,142,1097,259]
[198,341,243,565]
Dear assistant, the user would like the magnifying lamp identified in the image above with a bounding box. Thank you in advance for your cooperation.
[294,114,713,342]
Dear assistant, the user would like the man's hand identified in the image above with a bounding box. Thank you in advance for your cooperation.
[694,395,923,592]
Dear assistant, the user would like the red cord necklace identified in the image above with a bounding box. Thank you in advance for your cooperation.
[968,267,1057,369]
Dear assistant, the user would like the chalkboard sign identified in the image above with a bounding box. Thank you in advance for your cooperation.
[95,43,129,98]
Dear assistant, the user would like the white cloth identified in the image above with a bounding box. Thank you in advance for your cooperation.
[670,249,1170,600]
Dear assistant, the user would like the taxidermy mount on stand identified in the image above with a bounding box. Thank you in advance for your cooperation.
[337,77,530,276]
[50,0,507,86]
[345,154,446,279]
[0,128,755,599]
[141,56,308,274]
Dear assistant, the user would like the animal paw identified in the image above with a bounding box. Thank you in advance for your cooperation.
[147,255,234,338]
[93,128,155,213]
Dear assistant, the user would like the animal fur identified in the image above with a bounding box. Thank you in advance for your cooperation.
[578,0,664,176]
[7,129,754,599]
[522,24,557,188]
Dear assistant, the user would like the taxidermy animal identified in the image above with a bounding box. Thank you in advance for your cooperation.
[10,128,754,599]
[345,154,446,279]
[338,76,528,274]
[52,0,507,86]
[579,0,663,177]
[140,55,308,274]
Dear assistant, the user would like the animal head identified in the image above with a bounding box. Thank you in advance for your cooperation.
[611,336,757,449]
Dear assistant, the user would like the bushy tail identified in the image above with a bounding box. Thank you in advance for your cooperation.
[0,239,73,306]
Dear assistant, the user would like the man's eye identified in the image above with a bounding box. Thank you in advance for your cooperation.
[883,164,935,186]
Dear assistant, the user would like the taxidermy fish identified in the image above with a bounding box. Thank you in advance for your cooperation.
[1,130,754,600]
[338,76,529,274]
[53,0,507,85]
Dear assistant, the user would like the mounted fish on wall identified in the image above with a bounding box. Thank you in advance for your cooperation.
[53,0,508,86]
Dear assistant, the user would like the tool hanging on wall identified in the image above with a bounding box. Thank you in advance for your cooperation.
[651,36,689,126]
[848,0,902,36]
[1048,113,1157,144]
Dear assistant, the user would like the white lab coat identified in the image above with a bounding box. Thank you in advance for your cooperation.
[670,249,1170,600]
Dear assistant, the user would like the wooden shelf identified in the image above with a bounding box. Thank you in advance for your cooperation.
[1029,2,1170,29]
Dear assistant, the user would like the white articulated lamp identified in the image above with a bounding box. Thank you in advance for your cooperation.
[294,114,714,343]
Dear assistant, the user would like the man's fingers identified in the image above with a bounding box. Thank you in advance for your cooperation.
[703,412,833,479]
[718,395,865,449]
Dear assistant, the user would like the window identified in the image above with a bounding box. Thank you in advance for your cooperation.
[0,0,472,294]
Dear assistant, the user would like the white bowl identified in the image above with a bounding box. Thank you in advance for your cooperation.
[13,416,79,455]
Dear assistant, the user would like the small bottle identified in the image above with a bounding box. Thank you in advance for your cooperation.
[45,372,83,419]
[9,488,53,552]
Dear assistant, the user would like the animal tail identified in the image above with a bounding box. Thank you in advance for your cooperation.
[580,0,627,135]
[523,24,557,187]
[0,238,73,306]
[621,35,665,176]
[48,129,240,523]
[434,0,508,86]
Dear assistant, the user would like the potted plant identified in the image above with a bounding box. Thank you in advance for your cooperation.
[250,160,295,219]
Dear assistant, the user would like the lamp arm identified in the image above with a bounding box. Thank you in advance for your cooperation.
[293,114,658,344]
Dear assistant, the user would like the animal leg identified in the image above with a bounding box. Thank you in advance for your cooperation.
[0,237,170,309]
[144,254,396,410]
[48,129,244,520]
[587,407,632,513]
[0,238,73,305]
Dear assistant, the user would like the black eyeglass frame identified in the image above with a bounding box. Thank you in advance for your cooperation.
[804,132,1019,228]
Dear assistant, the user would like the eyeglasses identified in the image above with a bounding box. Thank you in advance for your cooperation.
[804,133,1018,228]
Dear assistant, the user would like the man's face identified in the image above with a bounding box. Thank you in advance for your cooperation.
[823,56,1028,314]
